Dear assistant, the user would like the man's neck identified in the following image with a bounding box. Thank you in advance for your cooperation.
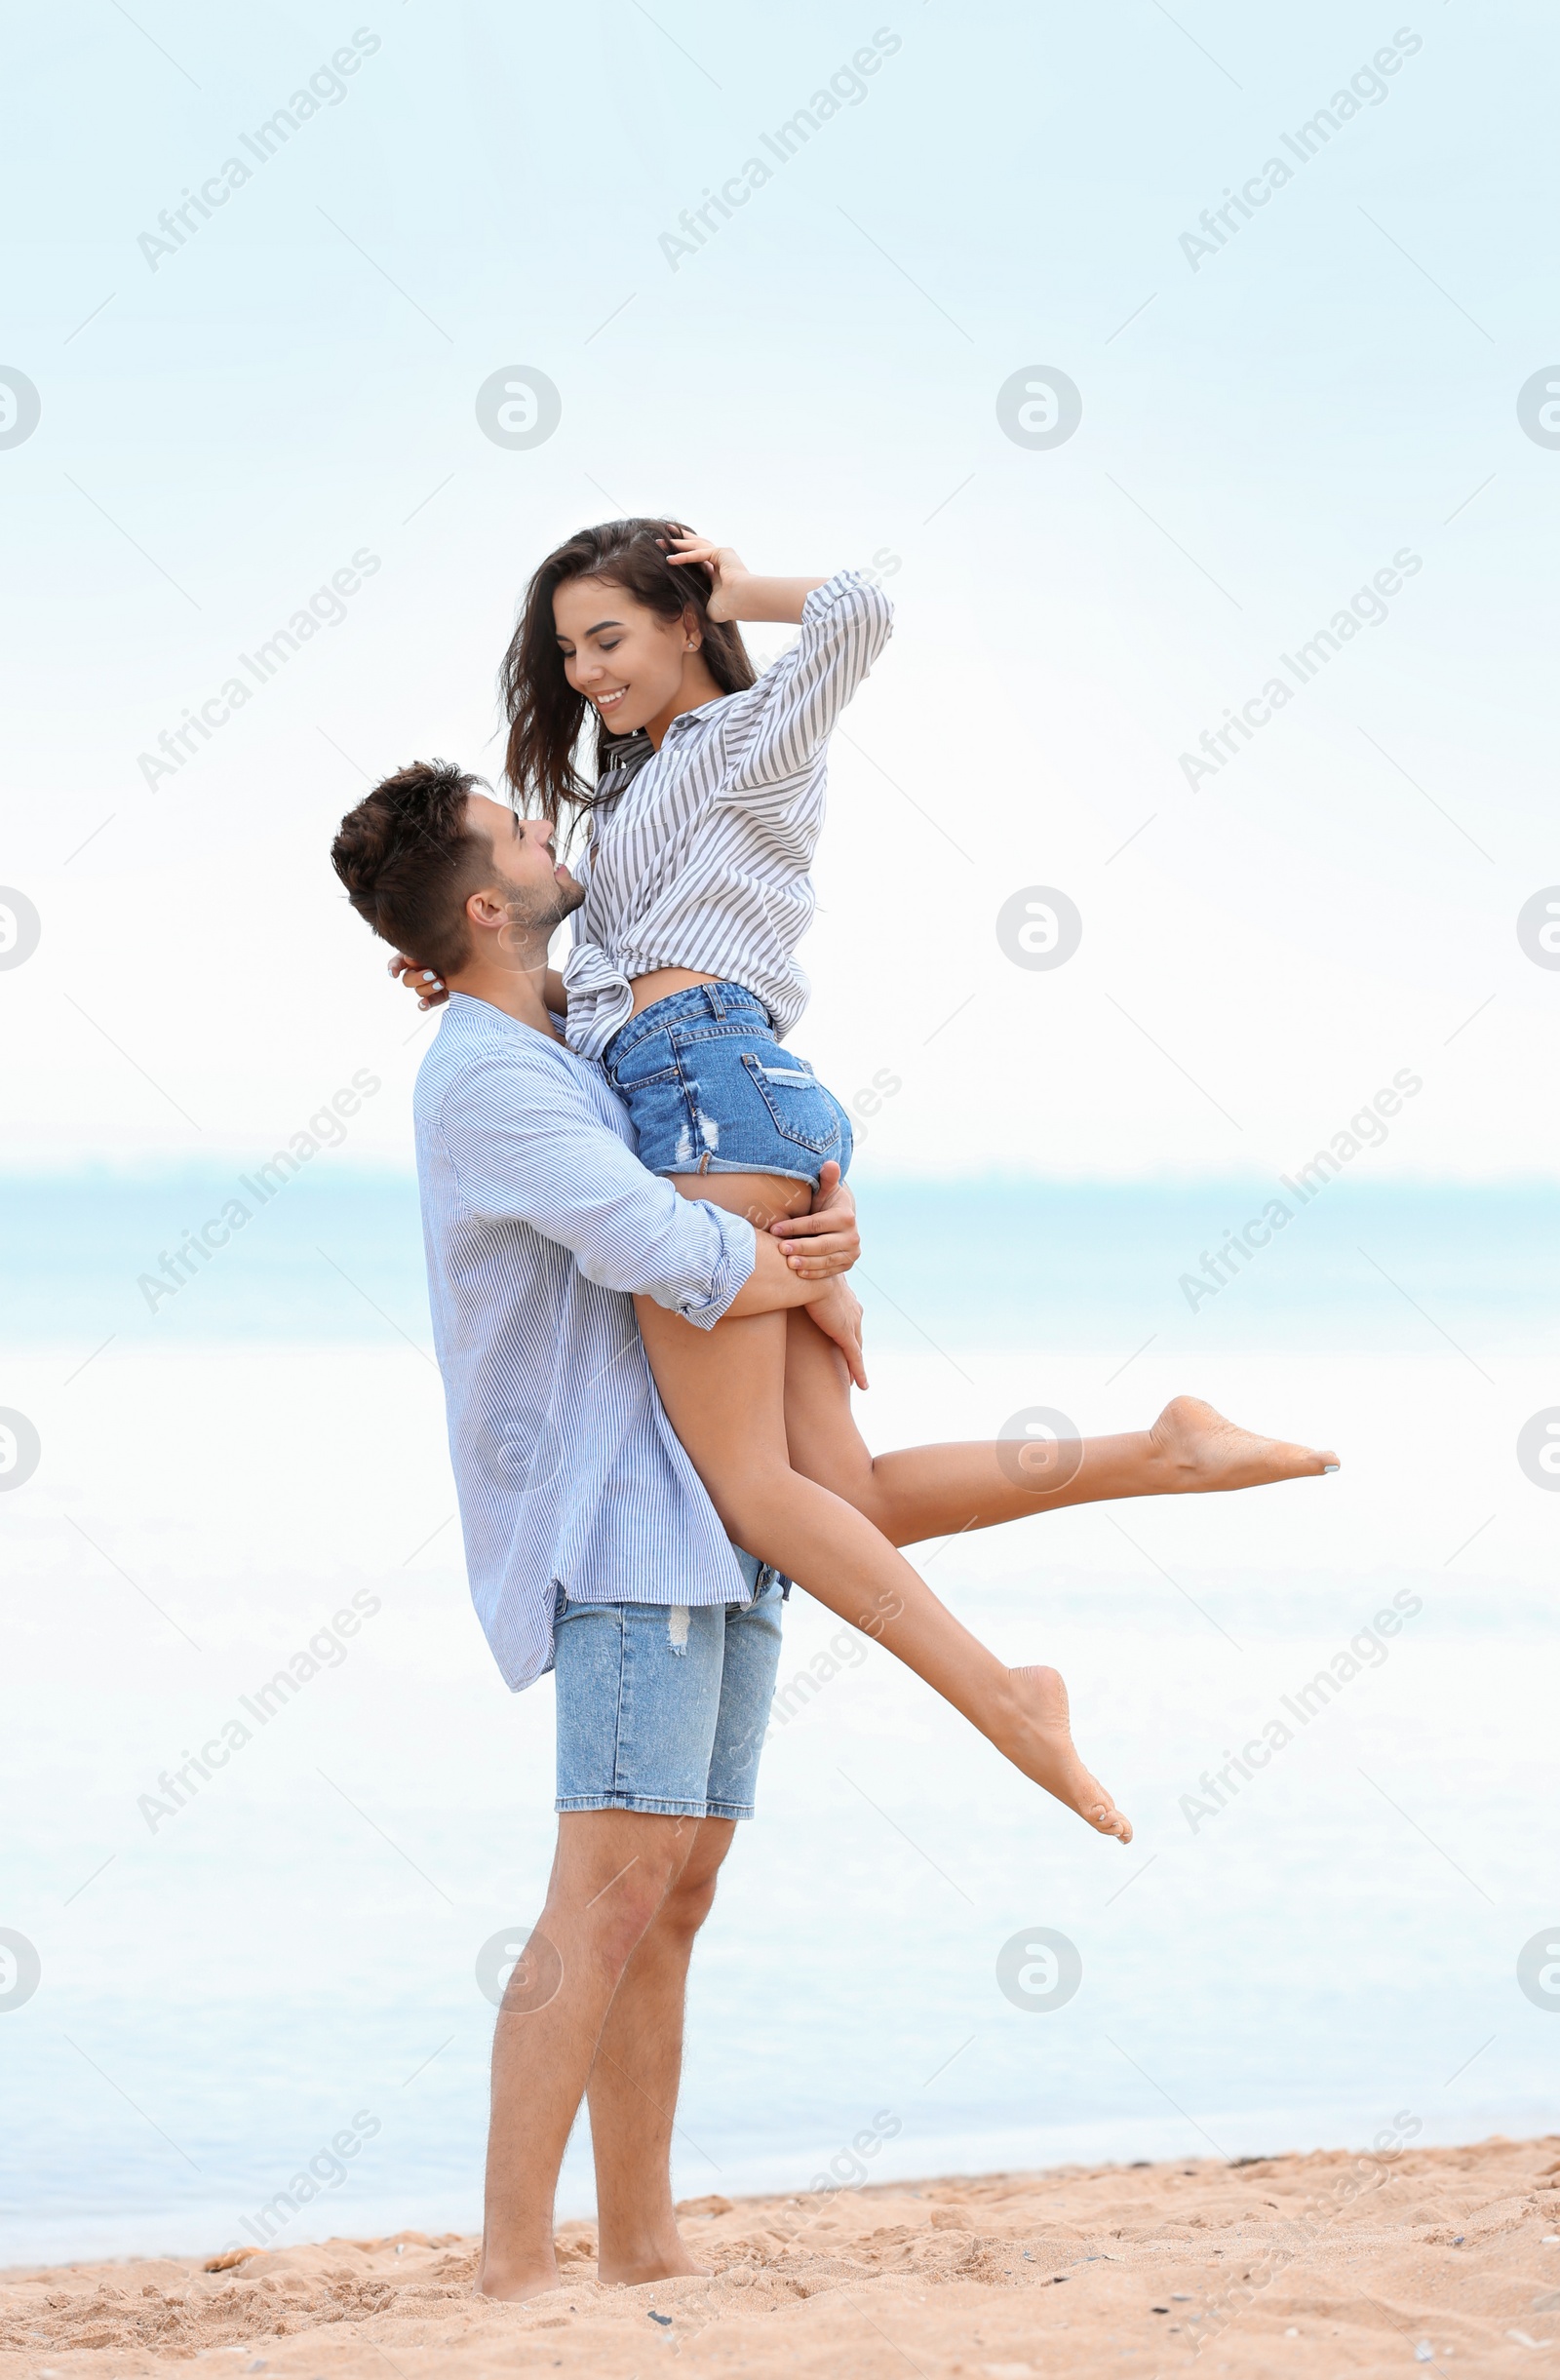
[442,947,561,1041]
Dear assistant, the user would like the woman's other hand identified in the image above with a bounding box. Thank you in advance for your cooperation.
[388,953,448,1011]
[661,527,748,622]
[805,1276,867,1391]
[770,1160,858,1276]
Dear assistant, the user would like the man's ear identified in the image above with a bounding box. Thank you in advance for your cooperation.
[465,885,508,935]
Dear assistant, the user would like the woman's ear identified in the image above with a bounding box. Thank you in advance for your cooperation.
[681,605,702,653]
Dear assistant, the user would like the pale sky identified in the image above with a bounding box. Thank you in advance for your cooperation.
[4,0,1558,1180]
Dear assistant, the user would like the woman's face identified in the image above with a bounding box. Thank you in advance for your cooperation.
[553,575,696,736]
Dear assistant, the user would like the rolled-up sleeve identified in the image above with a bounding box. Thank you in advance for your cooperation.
[437,1054,756,1327]
[720,569,893,797]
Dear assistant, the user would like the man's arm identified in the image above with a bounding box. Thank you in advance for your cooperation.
[438,1050,867,1380]
[439,1052,756,1324]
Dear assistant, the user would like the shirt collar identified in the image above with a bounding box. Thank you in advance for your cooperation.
[593,730,654,804]
[662,695,723,739]
[595,697,722,799]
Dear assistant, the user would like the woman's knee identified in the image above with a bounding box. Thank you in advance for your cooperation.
[706,1463,800,1546]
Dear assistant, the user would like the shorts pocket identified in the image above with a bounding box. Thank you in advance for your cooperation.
[740,1050,843,1155]
[606,1031,678,1093]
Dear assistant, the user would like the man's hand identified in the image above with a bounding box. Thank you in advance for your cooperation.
[805,1275,867,1391]
[769,1160,858,1277]
[389,953,448,1011]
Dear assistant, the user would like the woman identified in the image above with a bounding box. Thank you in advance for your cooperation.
[397,518,1338,1842]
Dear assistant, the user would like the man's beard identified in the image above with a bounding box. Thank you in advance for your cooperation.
[494,870,584,950]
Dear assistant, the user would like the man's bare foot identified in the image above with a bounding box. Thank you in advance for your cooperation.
[1148,1395,1339,1491]
[598,2245,709,2286]
[1001,1663,1133,1844]
[474,2258,562,2302]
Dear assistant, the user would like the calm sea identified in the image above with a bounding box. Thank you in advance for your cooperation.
[3,1170,1557,2263]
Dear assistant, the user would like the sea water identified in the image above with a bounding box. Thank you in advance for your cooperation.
[2,1170,1557,2263]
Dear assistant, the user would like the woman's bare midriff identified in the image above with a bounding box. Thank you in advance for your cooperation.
[628,966,722,1016]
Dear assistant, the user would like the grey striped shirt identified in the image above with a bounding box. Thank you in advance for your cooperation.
[562,568,893,1060]
[414,993,757,1690]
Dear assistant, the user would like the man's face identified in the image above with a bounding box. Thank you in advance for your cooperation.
[465,795,583,938]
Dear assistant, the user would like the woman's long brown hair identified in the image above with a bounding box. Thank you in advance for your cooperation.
[500,518,756,833]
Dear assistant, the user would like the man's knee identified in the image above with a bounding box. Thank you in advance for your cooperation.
[657,1866,719,1939]
[565,1864,674,1974]
[551,1818,691,1972]
[588,1893,664,1973]
[655,1821,734,1939]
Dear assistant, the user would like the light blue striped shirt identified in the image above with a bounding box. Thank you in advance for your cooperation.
[414,992,757,1690]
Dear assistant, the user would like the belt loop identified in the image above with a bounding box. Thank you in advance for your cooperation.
[706,983,725,1021]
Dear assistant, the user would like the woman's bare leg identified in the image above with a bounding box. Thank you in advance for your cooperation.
[780,1309,1339,1545]
[633,1258,1132,1842]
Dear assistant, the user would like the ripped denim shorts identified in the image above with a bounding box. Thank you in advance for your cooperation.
[552,1553,786,1820]
[601,981,852,1188]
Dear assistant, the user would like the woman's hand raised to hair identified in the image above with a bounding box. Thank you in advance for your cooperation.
[388,952,448,1011]
[660,527,749,623]
[662,527,827,628]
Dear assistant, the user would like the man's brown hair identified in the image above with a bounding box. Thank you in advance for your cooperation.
[331,759,494,976]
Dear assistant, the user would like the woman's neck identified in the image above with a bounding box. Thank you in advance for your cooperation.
[644,651,723,749]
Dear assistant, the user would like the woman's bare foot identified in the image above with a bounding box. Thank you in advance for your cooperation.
[1148,1395,1339,1491]
[1001,1663,1132,1843]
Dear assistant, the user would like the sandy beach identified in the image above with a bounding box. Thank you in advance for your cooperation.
[5,2134,1559,2376]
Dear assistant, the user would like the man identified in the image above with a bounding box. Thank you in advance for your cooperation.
[331,758,1339,2299]
[331,761,863,2302]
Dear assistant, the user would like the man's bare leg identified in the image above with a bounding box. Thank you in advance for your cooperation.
[588,1818,735,2285]
[780,1309,1340,1546]
[478,1811,698,2302]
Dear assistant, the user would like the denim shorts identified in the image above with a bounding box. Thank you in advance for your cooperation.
[552,1551,786,1820]
[602,982,852,1189]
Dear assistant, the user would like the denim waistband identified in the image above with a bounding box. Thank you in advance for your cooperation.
[605,980,773,1061]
